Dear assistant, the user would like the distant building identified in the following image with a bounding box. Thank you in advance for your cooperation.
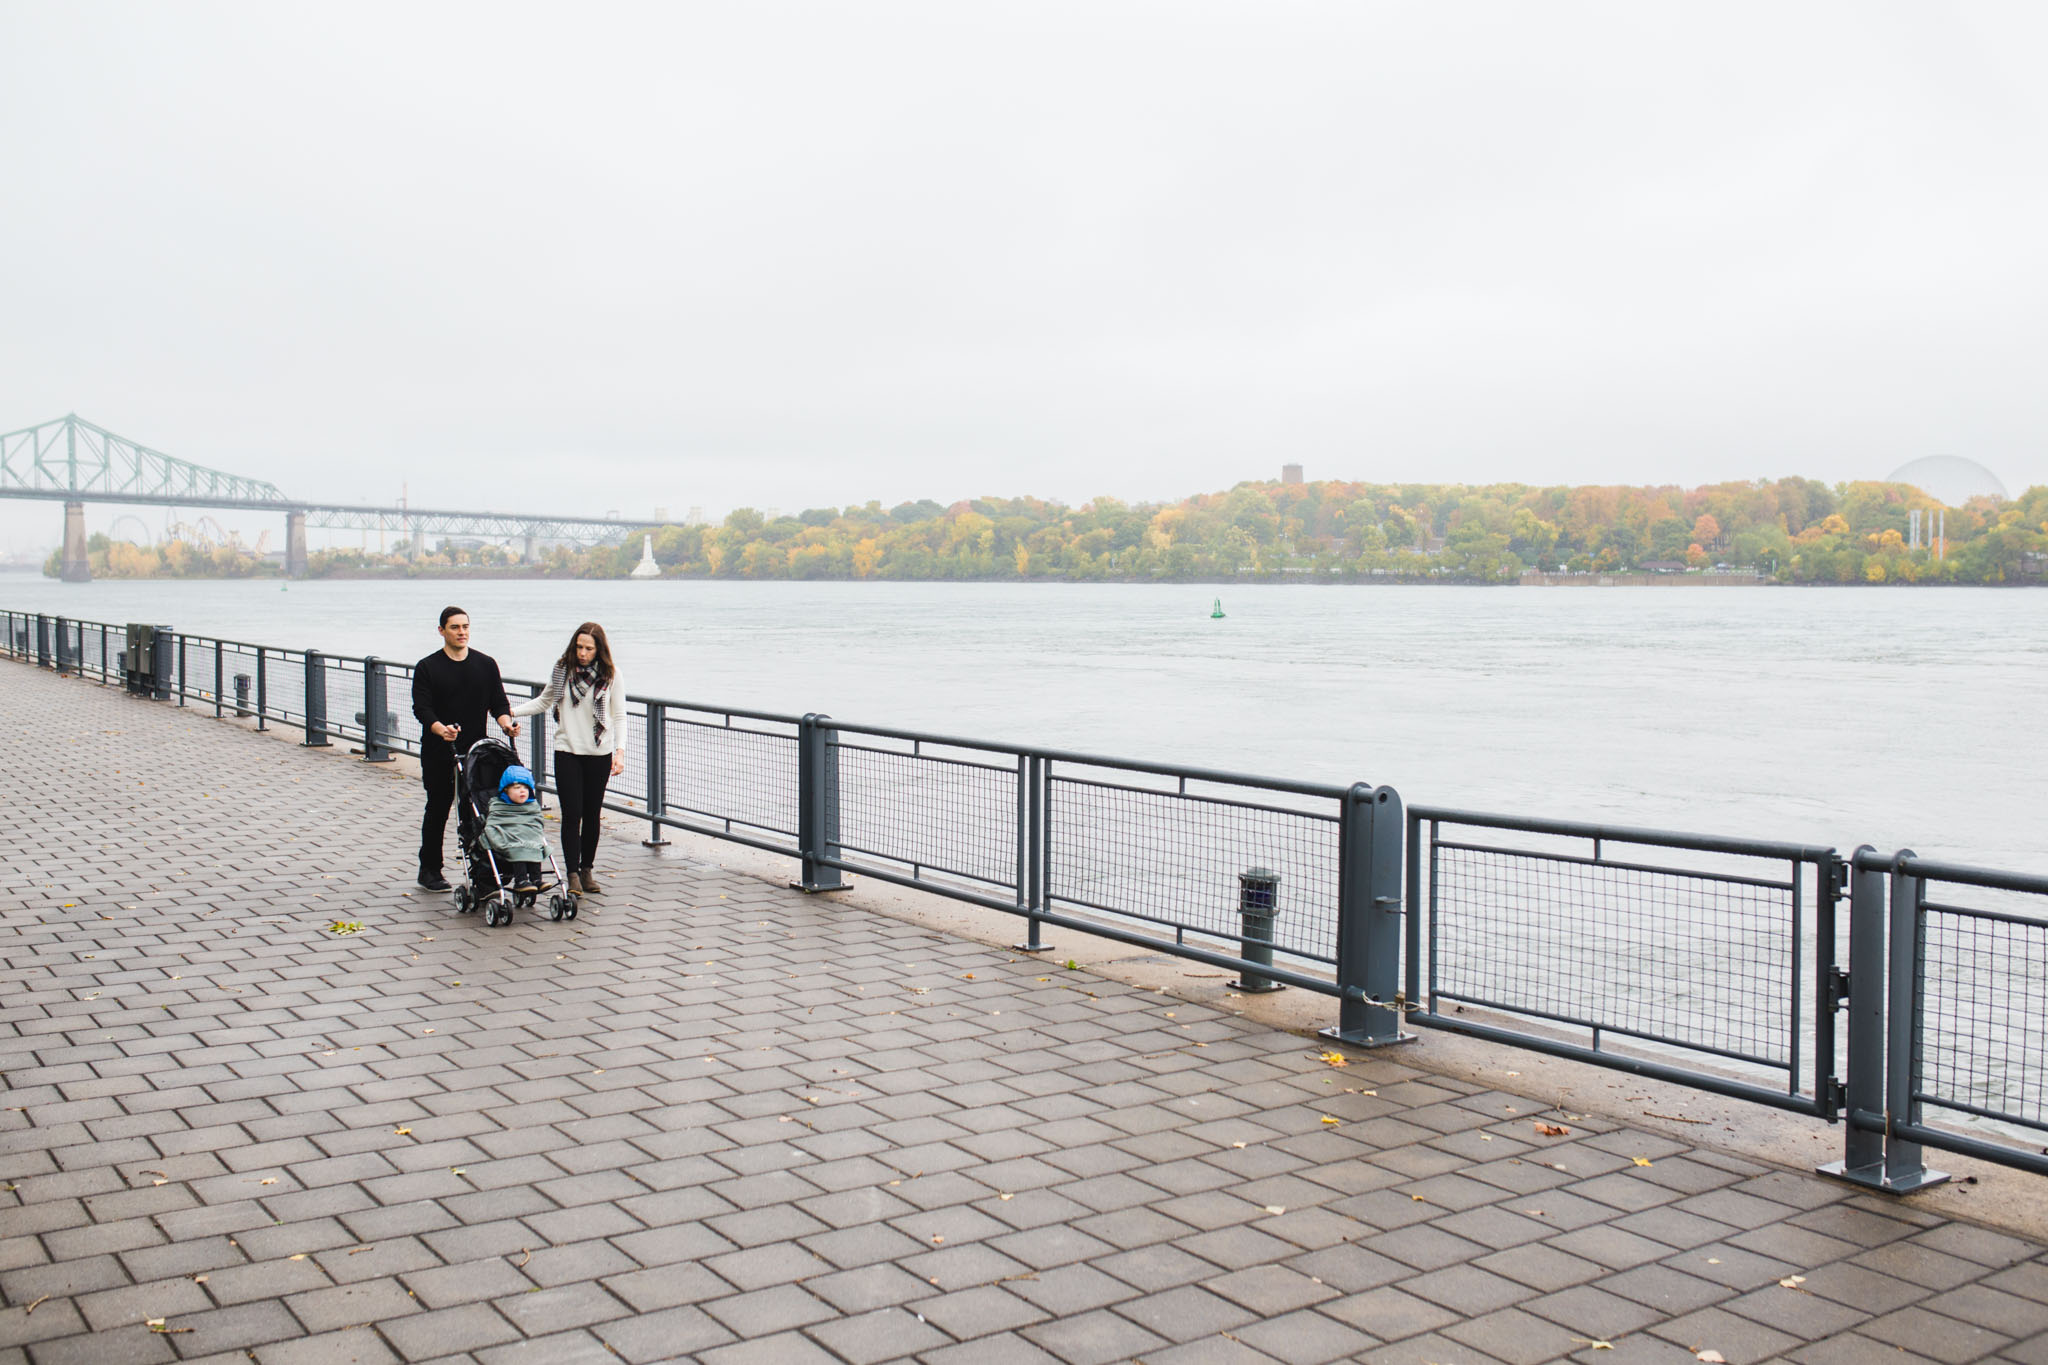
[1640,559,1690,573]
[1281,464,1303,485]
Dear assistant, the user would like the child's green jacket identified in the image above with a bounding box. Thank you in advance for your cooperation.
[483,798,546,862]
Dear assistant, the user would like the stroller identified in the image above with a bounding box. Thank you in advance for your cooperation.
[451,738,579,927]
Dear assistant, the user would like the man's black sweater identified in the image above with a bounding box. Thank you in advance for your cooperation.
[412,649,511,753]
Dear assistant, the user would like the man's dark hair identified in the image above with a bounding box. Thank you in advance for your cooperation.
[439,605,468,628]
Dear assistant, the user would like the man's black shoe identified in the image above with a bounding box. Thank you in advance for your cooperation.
[417,870,451,892]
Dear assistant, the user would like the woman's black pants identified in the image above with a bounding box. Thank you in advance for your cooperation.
[554,752,612,872]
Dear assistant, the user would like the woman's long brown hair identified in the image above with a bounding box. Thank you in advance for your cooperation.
[556,621,615,684]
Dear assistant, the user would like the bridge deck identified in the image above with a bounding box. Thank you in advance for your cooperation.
[3,661,2044,1365]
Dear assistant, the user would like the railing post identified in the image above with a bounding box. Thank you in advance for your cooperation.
[177,632,186,705]
[641,701,669,846]
[1822,848,1947,1192]
[151,626,172,700]
[1404,806,1424,1013]
[1012,754,1051,951]
[361,656,395,762]
[792,713,846,892]
[53,616,69,674]
[214,644,223,718]
[255,649,268,731]
[303,650,331,747]
[1322,783,1413,1048]
[1823,847,1888,1185]
[35,614,50,669]
[1814,852,1846,1122]
[527,684,548,795]
[1882,853,1947,1190]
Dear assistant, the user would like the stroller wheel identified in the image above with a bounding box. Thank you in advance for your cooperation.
[489,904,510,928]
[548,894,564,922]
[454,885,472,915]
[565,898,579,921]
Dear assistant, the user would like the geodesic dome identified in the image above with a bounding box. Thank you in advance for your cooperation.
[1886,455,2008,506]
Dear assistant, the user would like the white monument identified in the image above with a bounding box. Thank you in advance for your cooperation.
[629,534,661,579]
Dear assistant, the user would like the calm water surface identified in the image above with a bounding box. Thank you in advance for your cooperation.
[6,575,2041,868]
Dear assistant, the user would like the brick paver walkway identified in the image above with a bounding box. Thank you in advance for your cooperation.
[4,661,2047,1365]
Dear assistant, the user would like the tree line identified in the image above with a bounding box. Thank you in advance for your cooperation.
[53,476,2048,585]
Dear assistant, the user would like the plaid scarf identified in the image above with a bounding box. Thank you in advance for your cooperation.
[552,662,609,746]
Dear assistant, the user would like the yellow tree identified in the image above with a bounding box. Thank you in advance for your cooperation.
[853,538,883,579]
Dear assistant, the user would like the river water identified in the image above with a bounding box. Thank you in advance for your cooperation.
[5,574,2041,870]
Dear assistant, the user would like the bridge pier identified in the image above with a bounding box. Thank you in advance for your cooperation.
[60,501,90,582]
[522,533,536,564]
[285,511,308,577]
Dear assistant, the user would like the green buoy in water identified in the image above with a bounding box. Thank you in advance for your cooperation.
[1210,598,1225,619]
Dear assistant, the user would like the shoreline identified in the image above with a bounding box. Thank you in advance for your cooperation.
[16,569,2045,588]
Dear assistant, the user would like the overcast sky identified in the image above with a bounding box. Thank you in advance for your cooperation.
[2,1,2045,553]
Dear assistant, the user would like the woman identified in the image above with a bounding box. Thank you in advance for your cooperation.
[511,622,628,894]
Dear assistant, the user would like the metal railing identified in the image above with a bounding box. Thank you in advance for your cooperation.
[12,608,2048,1184]
[1405,807,1843,1119]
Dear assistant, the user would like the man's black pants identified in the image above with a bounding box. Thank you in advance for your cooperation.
[420,739,460,874]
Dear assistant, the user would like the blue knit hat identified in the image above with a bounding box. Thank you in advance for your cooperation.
[499,765,536,799]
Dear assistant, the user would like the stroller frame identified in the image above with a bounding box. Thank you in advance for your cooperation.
[449,738,579,928]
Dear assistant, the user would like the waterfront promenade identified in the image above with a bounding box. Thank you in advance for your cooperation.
[4,663,2046,1365]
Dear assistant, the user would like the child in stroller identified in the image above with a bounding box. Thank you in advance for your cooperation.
[451,738,579,927]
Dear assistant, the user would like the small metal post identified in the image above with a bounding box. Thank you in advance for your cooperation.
[792,713,847,891]
[641,701,669,846]
[303,650,331,747]
[101,623,111,683]
[1013,754,1051,951]
[214,646,224,717]
[177,633,187,705]
[53,616,70,674]
[233,672,252,717]
[1230,868,1285,993]
[1322,784,1413,1047]
[35,614,50,668]
[255,650,268,730]
[361,657,395,762]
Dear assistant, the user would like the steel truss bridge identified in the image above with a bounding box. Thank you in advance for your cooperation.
[1,414,647,577]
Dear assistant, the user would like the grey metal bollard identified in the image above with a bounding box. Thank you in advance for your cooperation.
[234,673,253,717]
[1230,868,1285,993]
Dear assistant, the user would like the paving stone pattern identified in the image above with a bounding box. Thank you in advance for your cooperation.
[3,661,2046,1364]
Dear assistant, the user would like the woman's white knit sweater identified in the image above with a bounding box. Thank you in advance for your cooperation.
[510,667,629,756]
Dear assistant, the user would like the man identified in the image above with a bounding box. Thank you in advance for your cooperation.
[412,605,520,890]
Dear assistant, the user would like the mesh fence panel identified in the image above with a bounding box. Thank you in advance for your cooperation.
[1918,901,2048,1133]
[78,624,111,680]
[264,652,308,727]
[608,699,652,808]
[1432,841,1795,1066]
[833,741,1019,893]
[321,657,369,743]
[1047,772,1342,961]
[661,711,799,840]
[182,638,223,707]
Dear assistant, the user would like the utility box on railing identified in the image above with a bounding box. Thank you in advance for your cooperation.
[125,623,156,695]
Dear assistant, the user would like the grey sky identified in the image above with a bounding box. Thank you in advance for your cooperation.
[3,1,2044,553]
